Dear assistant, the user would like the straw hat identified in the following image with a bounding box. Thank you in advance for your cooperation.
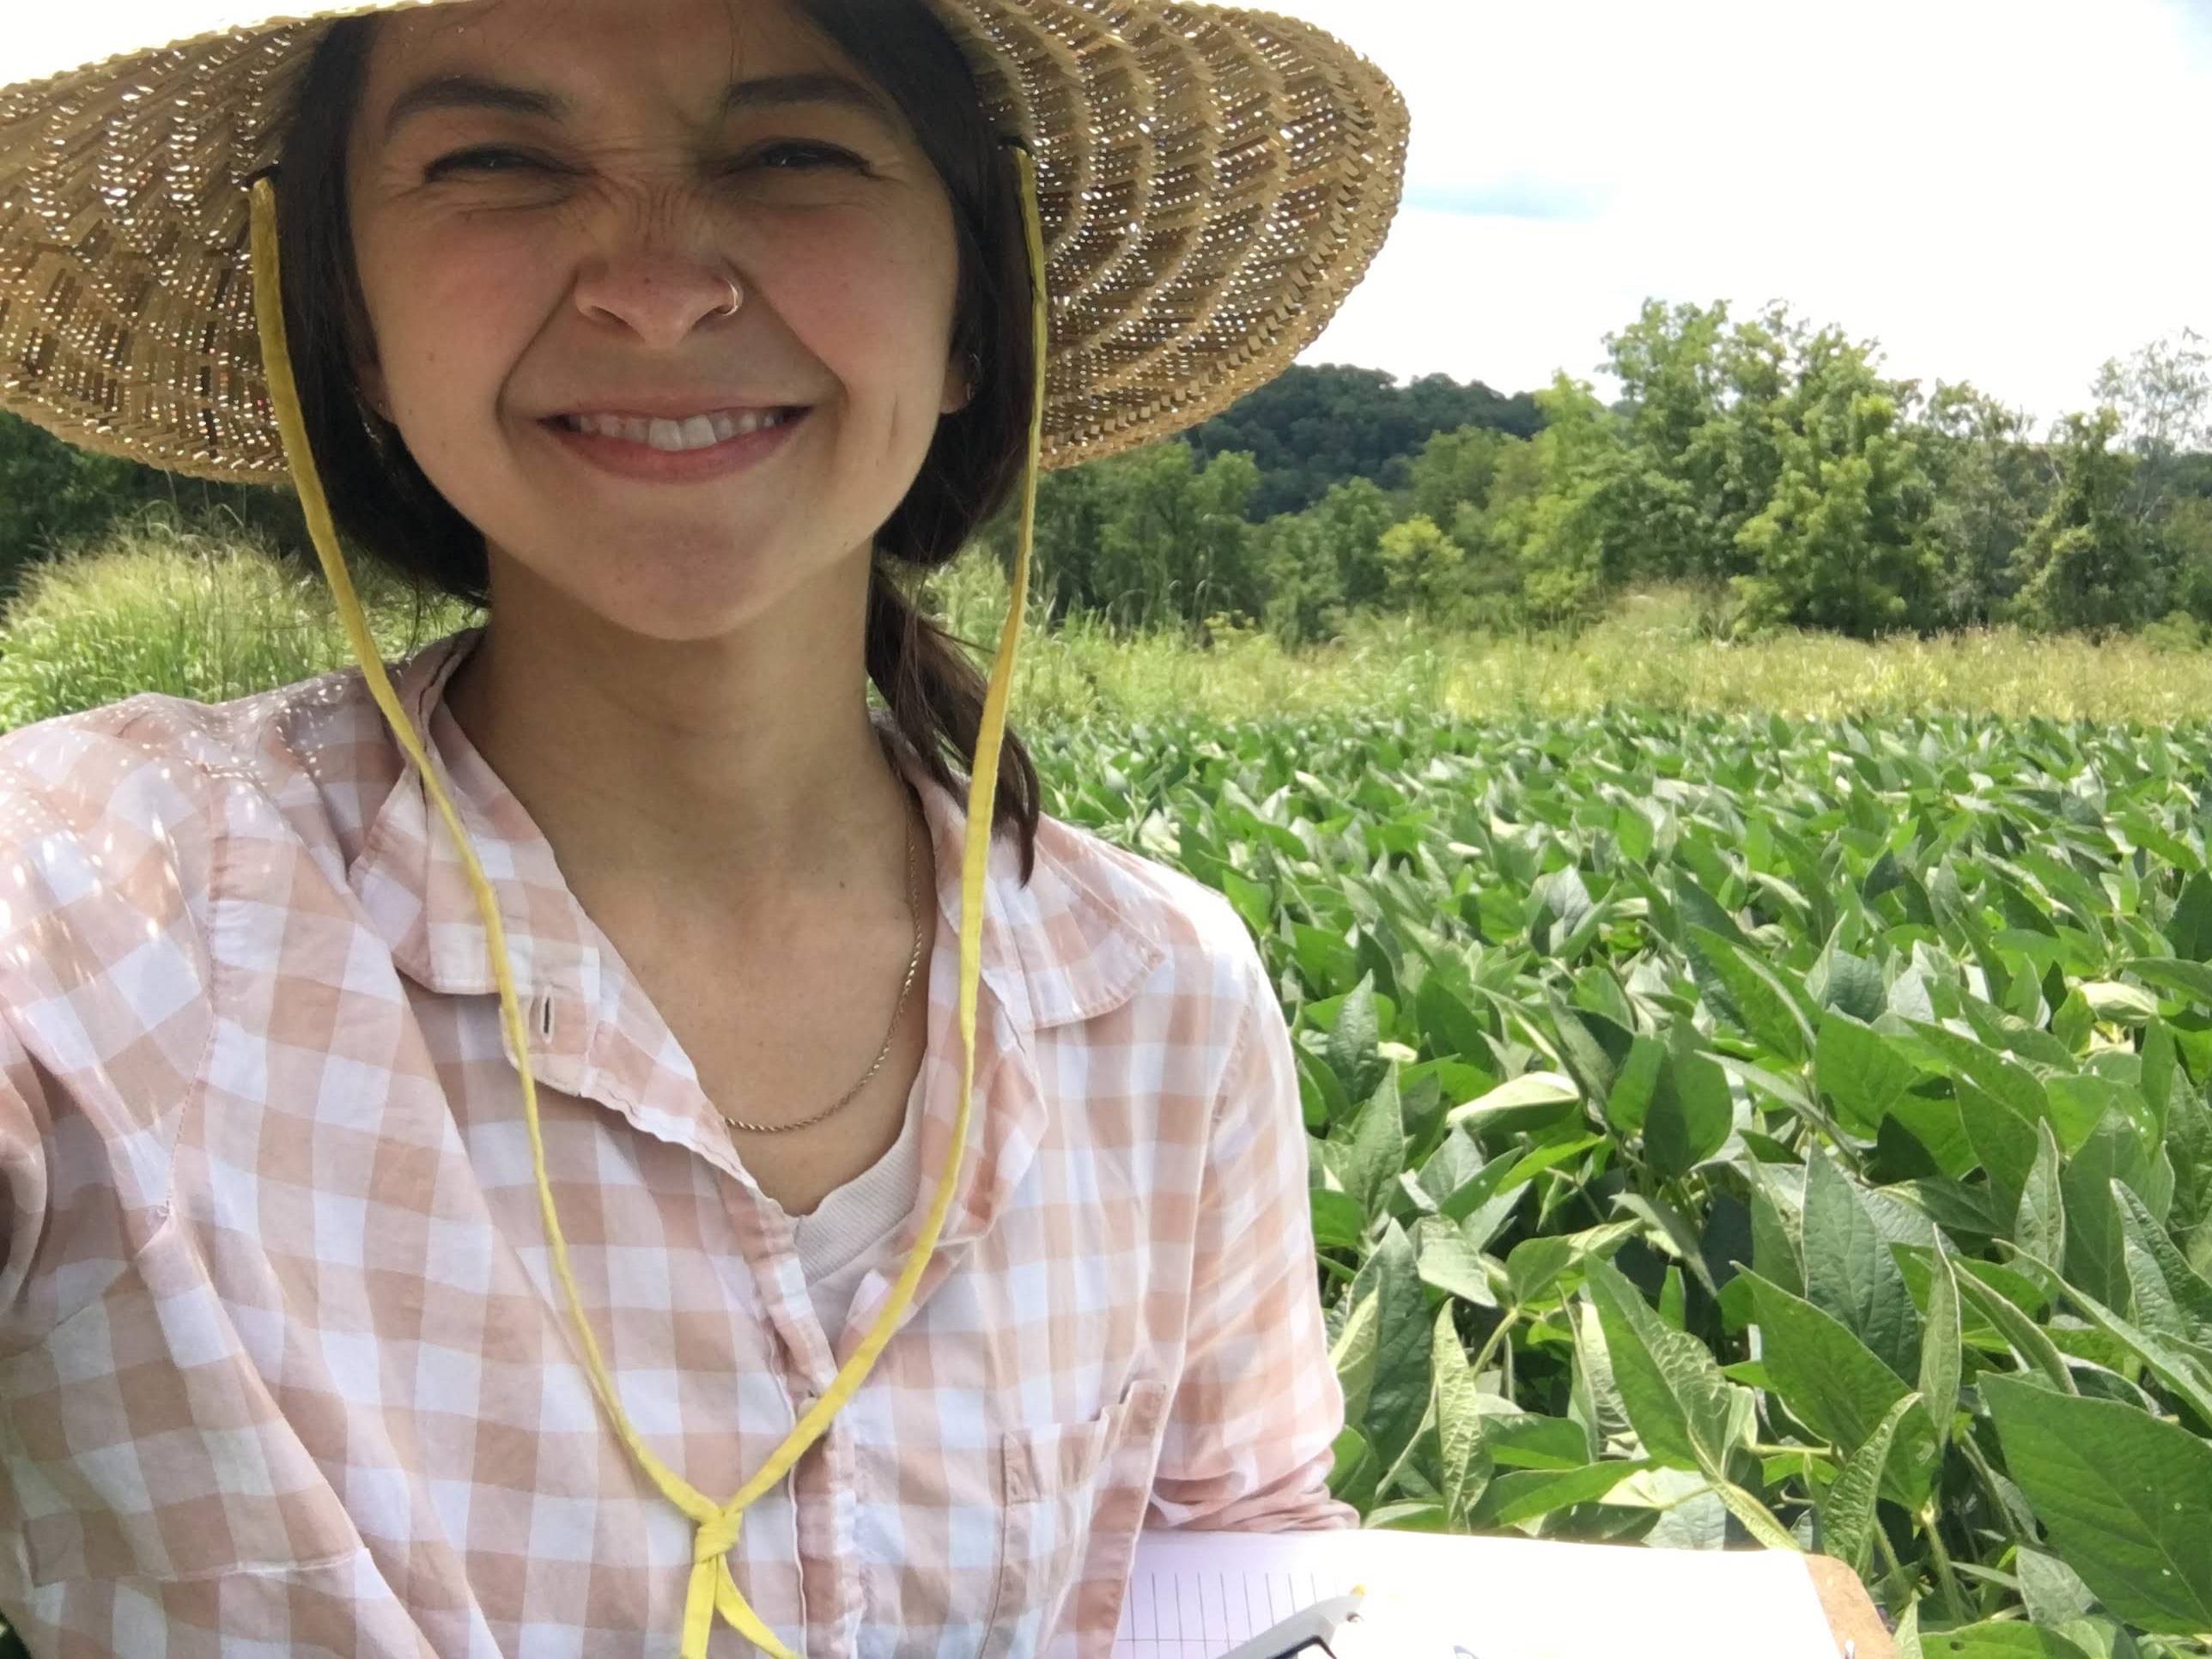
[0,0,1407,486]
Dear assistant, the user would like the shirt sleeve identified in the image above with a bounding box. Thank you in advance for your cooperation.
[0,1010,51,1322]
[1146,943,1359,1532]
[0,715,216,1352]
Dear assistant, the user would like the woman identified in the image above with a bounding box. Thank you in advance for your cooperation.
[0,0,1405,1653]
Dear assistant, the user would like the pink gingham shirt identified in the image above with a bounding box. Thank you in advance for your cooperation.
[0,625,1353,1659]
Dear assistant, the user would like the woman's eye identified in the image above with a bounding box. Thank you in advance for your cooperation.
[747,142,864,172]
[423,147,550,181]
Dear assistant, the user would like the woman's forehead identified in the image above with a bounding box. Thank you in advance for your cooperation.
[363,0,859,119]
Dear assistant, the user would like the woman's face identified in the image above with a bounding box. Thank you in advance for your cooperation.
[346,0,969,641]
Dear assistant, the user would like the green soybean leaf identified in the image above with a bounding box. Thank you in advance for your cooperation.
[1414,1214,1499,1310]
[2115,1184,2212,1343]
[1327,1424,1377,1511]
[2172,872,2212,961]
[1983,1376,2212,1636]
[1604,1033,1666,1138]
[1687,925,1814,1060]
[1957,1080,2040,1219]
[1568,1295,1632,1461]
[1584,1258,1749,1476]
[1548,994,1629,1106]
[1414,973,1489,1063]
[1895,1601,1924,1659]
[1483,1413,1595,1472]
[1956,1271,2077,1394]
[1310,1188,1364,1254]
[1480,1459,1659,1527]
[1431,1304,1491,1528]
[1330,1289,1380,1428]
[1611,1191,1720,1297]
[1811,944,1887,1024]
[1906,1018,2051,1129]
[2024,1238,2212,1428]
[2017,1117,2068,1268]
[1920,1243,1962,1449]
[1336,1070,1408,1224]
[1359,1219,1433,1480]
[1804,1147,1923,1382]
[2125,954,2212,1014]
[1917,1625,2095,1658]
[1742,1270,1940,1508]
[1296,1043,1348,1133]
[1817,1011,1920,1135]
[1643,1041,1735,1181]
[1505,1219,1638,1311]
[1327,973,1388,1102]
[1710,1476,1803,1553]
[2063,1109,2166,1312]
[2014,1547,2097,1629]
[1446,1070,1582,1139]
[1819,1389,1922,1577]
[1749,1165,1807,1297]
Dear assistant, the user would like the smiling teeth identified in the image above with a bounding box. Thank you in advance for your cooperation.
[562,409,791,450]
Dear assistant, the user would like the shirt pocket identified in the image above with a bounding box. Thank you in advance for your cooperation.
[0,1211,362,1584]
[983,1376,1172,1659]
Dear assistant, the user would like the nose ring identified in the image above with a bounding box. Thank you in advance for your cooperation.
[710,277,743,319]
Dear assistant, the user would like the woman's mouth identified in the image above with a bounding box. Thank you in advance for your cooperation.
[556,407,800,453]
[542,405,808,483]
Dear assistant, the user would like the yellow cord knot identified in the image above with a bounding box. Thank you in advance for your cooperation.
[695,1504,745,1565]
[684,1502,793,1659]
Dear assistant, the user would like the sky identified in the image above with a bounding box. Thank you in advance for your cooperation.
[1277,0,2212,432]
[10,1,2212,434]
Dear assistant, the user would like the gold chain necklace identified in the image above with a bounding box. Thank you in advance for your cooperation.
[717,784,925,1135]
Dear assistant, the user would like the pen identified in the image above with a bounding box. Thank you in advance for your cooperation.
[1215,1586,1368,1659]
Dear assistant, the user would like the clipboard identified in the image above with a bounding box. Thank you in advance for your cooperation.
[1114,1527,1894,1658]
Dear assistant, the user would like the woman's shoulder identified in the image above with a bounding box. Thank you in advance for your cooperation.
[1024,808,1271,1013]
[0,660,374,803]
[0,657,404,925]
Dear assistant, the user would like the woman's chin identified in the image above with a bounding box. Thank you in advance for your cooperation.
[533,551,833,646]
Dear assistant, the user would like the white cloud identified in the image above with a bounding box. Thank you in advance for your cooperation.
[1281,0,2212,432]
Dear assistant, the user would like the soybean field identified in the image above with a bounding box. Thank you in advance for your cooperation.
[1037,710,2212,1657]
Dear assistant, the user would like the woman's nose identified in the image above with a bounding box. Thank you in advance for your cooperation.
[571,250,743,349]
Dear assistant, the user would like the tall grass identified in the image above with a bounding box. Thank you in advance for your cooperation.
[0,514,477,730]
[9,525,2212,732]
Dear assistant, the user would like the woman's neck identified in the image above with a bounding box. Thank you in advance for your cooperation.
[440,563,911,931]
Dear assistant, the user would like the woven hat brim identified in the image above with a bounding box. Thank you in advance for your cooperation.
[0,0,1407,483]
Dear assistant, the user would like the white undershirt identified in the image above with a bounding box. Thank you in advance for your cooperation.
[787,1071,925,1341]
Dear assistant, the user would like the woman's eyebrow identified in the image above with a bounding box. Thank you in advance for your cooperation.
[380,70,897,142]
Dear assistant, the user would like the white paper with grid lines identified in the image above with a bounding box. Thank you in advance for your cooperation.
[1116,1527,1846,1658]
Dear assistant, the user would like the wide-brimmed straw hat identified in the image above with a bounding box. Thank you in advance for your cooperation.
[0,0,1407,484]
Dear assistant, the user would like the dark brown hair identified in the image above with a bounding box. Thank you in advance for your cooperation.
[273,0,1042,878]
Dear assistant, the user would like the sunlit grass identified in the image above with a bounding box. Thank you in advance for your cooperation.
[8,525,2212,732]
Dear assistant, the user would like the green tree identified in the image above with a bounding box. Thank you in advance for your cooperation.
[1918,383,2045,628]
[1598,299,1780,586]
[1470,376,1618,627]
[994,441,1261,629]
[1407,424,1516,528]
[1250,477,1401,643]
[1375,515,1465,615]
[1729,332,1942,637]
[1184,364,1544,519]
[2010,409,2154,632]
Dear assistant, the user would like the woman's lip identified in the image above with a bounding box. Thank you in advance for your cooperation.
[537,405,809,484]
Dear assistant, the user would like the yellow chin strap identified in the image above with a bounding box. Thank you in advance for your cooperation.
[246,142,1047,1659]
